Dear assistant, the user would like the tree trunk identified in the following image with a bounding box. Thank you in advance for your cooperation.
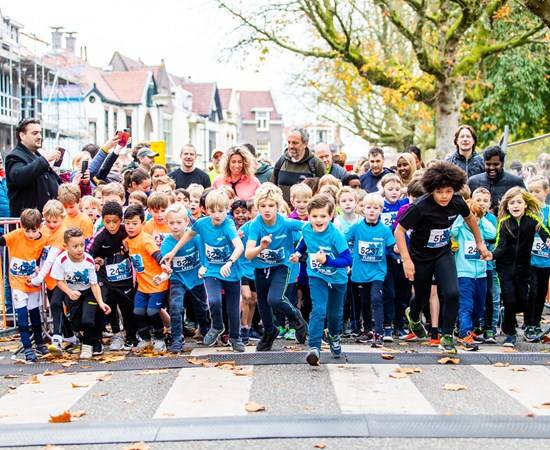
[524,0,550,28]
[434,78,464,159]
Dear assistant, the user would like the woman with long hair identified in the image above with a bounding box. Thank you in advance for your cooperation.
[212,146,261,201]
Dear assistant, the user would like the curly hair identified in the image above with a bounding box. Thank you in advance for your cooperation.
[421,161,466,193]
[220,146,257,179]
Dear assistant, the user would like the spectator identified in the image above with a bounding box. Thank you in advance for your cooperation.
[208,149,224,183]
[406,145,425,169]
[353,157,369,175]
[272,128,325,203]
[445,125,484,177]
[242,143,274,184]
[82,143,100,159]
[70,152,92,197]
[468,145,526,214]
[359,147,393,192]
[136,147,158,173]
[314,143,347,180]
[213,146,261,201]
[396,152,417,186]
[0,153,10,218]
[169,144,211,190]
[509,160,523,177]
[6,118,61,216]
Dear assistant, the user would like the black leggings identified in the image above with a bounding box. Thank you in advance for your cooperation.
[48,288,74,338]
[498,268,529,336]
[100,283,137,339]
[65,289,103,346]
[409,251,459,335]
[526,266,550,327]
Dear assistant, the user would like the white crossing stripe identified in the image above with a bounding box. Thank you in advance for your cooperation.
[473,365,550,415]
[0,371,108,424]
[328,364,436,415]
[153,366,253,418]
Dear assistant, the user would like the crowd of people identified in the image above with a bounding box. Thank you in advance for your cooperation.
[2,118,550,365]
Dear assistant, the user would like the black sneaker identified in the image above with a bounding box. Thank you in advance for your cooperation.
[306,347,320,366]
[248,328,263,341]
[256,327,279,351]
[92,342,104,356]
[164,332,174,347]
[240,327,250,345]
[294,311,308,344]
[371,334,384,348]
[24,347,37,363]
[35,344,49,356]
[328,335,342,358]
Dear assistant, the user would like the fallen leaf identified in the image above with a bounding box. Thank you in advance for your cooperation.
[395,367,422,374]
[71,383,89,388]
[381,353,394,360]
[96,374,112,382]
[541,335,550,344]
[123,443,150,450]
[493,362,510,367]
[510,367,527,372]
[314,443,326,449]
[161,412,175,417]
[25,375,41,384]
[245,401,266,412]
[526,412,536,418]
[43,370,65,376]
[3,374,18,379]
[98,355,126,363]
[61,361,78,367]
[48,411,72,423]
[70,410,86,418]
[389,372,408,379]
[93,392,108,397]
[438,357,460,365]
[136,369,169,375]
[8,385,17,390]
[502,347,518,353]
[442,383,467,391]
[42,445,66,450]
[303,405,313,411]
[231,368,253,376]
[534,402,550,409]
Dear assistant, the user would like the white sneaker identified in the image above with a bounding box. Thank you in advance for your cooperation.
[153,338,166,353]
[136,339,151,352]
[109,333,125,351]
[80,344,93,359]
[48,335,63,355]
[64,335,79,345]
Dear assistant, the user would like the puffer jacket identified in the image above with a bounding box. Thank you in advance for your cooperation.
[445,150,485,178]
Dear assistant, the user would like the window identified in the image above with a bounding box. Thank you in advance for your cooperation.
[104,110,109,141]
[256,111,269,131]
[88,121,97,144]
[126,113,132,132]
[113,111,118,131]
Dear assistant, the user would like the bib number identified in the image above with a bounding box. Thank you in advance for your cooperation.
[427,228,450,249]
[358,240,384,262]
[205,243,230,264]
[532,236,550,258]
[381,212,396,228]
[464,240,480,260]
[258,247,285,265]
[10,257,36,277]
[106,259,132,282]
[173,251,200,272]
[130,254,145,273]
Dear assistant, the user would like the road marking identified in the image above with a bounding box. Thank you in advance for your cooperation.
[189,346,256,357]
[328,364,436,415]
[473,365,550,415]
[153,366,253,418]
[0,371,107,424]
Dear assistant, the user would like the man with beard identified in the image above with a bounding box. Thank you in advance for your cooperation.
[169,144,211,190]
[445,125,485,177]
[468,145,525,214]
[360,147,393,193]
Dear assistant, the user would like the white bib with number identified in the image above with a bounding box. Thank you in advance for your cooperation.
[173,251,201,272]
[463,240,480,260]
[427,228,450,248]
[358,240,384,262]
[532,236,550,258]
[106,259,132,282]
[380,212,396,228]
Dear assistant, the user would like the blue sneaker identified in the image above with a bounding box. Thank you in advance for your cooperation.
[306,347,320,366]
[204,327,224,346]
[240,327,250,345]
[503,334,517,348]
[328,335,342,358]
[383,327,394,342]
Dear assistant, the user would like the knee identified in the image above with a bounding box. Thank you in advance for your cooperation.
[146,307,160,317]
[134,307,146,316]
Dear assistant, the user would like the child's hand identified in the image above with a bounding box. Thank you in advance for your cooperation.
[289,252,300,263]
[95,257,104,266]
[162,251,175,266]
[238,230,244,238]
[403,259,415,281]
[68,290,81,301]
[100,303,111,315]
[29,276,43,287]
[220,262,232,278]
[260,234,272,250]
[161,263,172,274]
[153,274,162,286]
[313,249,327,265]
[393,244,400,255]
[477,242,492,261]
[198,266,207,278]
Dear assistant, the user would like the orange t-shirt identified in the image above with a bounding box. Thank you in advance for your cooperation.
[4,228,49,293]
[41,224,67,291]
[124,231,169,294]
[144,219,170,247]
[64,213,93,239]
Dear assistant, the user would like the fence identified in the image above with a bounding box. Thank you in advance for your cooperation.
[505,132,550,175]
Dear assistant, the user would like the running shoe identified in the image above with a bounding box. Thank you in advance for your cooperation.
[404,331,421,342]
[135,339,152,352]
[80,344,93,359]
[524,326,538,342]
[35,344,49,356]
[203,328,225,347]
[47,336,64,355]
[306,347,320,366]
[503,334,517,348]
[371,334,384,348]
[356,331,374,344]
[405,307,427,339]
[484,330,497,344]
[249,329,263,341]
[472,328,485,342]
[284,328,296,340]
[24,347,37,363]
[230,338,246,353]
[153,338,166,353]
[256,326,279,351]
[240,327,250,345]
[164,332,174,348]
[294,311,308,344]
[109,333,125,351]
[429,334,440,347]
[383,327,394,343]
[328,335,342,358]
[277,326,287,339]
[458,332,476,345]
[92,341,104,356]
[169,340,183,354]
[438,334,457,354]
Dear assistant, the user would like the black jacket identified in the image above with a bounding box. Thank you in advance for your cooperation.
[5,143,61,216]
[445,150,485,178]
[468,170,525,214]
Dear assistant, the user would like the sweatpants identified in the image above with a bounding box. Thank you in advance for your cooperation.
[308,277,346,350]
[526,266,550,327]
[458,277,487,337]
[351,280,384,335]
[498,269,529,336]
[65,289,103,346]
[100,282,136,340]
[203,277,241,339]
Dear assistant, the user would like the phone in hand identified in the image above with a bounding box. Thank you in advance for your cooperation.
[81,159,89,174]
[53,147,65,167]
[116,129,131,147]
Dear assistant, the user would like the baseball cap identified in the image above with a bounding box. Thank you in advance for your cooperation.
[137,148,159,159]
[212,149,224,158]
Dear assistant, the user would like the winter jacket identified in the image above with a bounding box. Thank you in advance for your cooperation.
[329,163,348,180]
[445,150,485,178]
[468,171,526,214]
[360,168,393,193]
[255,162,273,184]
[5,143,61,216]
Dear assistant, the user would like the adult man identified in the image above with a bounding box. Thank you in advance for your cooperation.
[136,147,158,173]
[314,143,347,180]
[242,143,273,184]
[168,144,211,189]
[445,125,484,177]
[272,128,325,203]
[208,149,224,183]
[468,145,525,214]
[6,118,61,216]
[359,147,393,192]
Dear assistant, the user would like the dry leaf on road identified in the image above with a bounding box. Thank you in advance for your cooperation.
[381,354,394,360]
[534,402,550,409]
[93,392,108,397]
[389,372,408,379]
[96,374,112,382]
[438,357,460,365]
[510,367,527,372]
[71,382,89,388]
[42,445,66,450]
[442,383,467,391]
[245,401,266,412]
[70,410,86,418]
[493,362,510,367]
[48,411,72,423]
[4,374,18,379]
[136,369,169,375]
[395,367,422,374]
[25,375,41,384]
[314,443,326,449]
[123,442,150,450]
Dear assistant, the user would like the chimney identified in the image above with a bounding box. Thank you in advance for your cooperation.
[50,26,63,53]
[65,32,77,55]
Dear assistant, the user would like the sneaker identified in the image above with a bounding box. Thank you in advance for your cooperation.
[124,339,138,350]
[458,332,476,345]
[92,342,104,356]
[220,333,230,346]
[472,328,485,342]
[284,328,296,341]
[383,327,394,343]
[524,326,538,342]
[193,330,204,344]
[109,333,125,351]
[152,338,166,353]
[404,331,420,342]
[183,325,196,337]
[80,344,93,359]
[169,340,183,354]
[371,334,384,348]
[230,338,246,353]
[328,335,342,358]
[438,334,457,354]
[48,336,64,355]
[396,329,408,340]
[164,332,174,348]
[24,347,37,363]
[429,334,441,347]
[277,326,286,338]
[503,334,517,347]
[484,330,497,344]
[294,311,308,344]
[356,331,373,344]
[306,347,320,366]
[240,327,250,345]
[136,339,152,352]
[405,307,427,339]
[249,329,263,341]
[204,328,225,347]
[256,326,279,351]
[35,344,49,356]
[350,329,361,338]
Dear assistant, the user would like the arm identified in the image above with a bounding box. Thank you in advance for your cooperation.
[30,247,62,286]
[6,156,51,188]
[161,229,197,264]
[480,217,496,241]
[464,214,491,260]
[245,235,272,260]
[450,215,464,238]
[95,151,120,182]
[91,283,111,314]
[220,236,244,278]
[56,280,81,301]
[394,224,415,281]
[324,249,352,268]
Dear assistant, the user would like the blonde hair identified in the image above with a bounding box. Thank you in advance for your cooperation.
[218,185,236,200]
[71,151,91,170]
[290,183,313,200]
[319,174,342,189]
[152,175,176,191]
[187,183,204,198]
[58,183,81,205]
[128,190,148,208]
[472,187,491,199]
[336,186,357,203]
[499,187,542,221]
[80,195,101,210]
[254,184,284,209]
[166,202,188,218]
[102,182,125,200]
[42,199,65,218]
[220,146,257,179]
[279,201,291,216]
[363,193,385,209]
[378,173,403,194]
[528,175,550,191]
[205,189,230,210]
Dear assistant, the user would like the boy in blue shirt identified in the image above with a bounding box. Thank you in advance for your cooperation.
[290,194,352,366]
[347,193,395,347]
[162,189,245,352]
[245,185,308,351]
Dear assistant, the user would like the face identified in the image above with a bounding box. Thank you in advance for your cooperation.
[397,158,411,180]
[258,199,278,223]
[151,168,167,182]
[124,216,143,237]
[189,195,200,214]
[181,147,197,170]
[66,236,85,260]
[139,155,155,170]
[369,153,384,176]
[309,205,332,232]
[291,195,310,216]
[175,192,189,207]
[349,179,361,190]
[432,186,455,207]
[23,227,41,240]
[229,154,244,177]
[167,212,188,235]
[132,178,151,194]
[384,181,402,203]
[507,193,526,218]
[82,203,100,222]
[207,207,227,226]
[287,132,307,160]
[528,182,548,204]
[103,194,124,206]
[338,193,356,214]
[472,193,491,213]
[103,214,122,235]
[128,198,145,208]
[316,149,332,170]
[44,215,64,231]
[19,123,42,151]
[151,207,167,224]
[363,202,382,222]
[64,202,80,217]
[155,184,173,195]
[457,128,474,152]
[232,207,250,226]
[485,155,503,180]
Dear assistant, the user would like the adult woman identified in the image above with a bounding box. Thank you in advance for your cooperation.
[396,152,417,186]
[406,145,425,170]
[212,146,260,201]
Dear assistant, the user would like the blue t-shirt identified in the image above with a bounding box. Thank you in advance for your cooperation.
[247,213,304,269]
[532,205,550,268]
[191,216,240,281]
[301,222,350,284]
[288,229,301,283]
[160,233,202,289]
[381,198,409,229]
[346,219,395,283]
[238,221,255,280]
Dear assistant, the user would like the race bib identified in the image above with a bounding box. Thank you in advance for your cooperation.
[10,257,36,277]
[464,240,480,260]
[358,240,384,262]
[381,212,397,228]
[106,259,132,282]
[205,243,230,264]
[130,254,145,273]
[173,251,200,272]
[427,228,450,248]
[532,236,550,258]
[66,269,90,286]
[258,247,285,265]
[309,250,336,276]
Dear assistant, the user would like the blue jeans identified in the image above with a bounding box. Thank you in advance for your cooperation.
[383,257,396,327]
[170,280,210,343]
[203,277,241,339]
[134,290,167,340]
[308,277,346,350]
[458,277,487,337]
[352,280,384,334]
[16,306,43,349]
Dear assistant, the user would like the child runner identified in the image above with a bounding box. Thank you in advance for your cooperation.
[394,162,491,354]
[80,195,101,225]
[494,187,550,346]
[58,183,94,241]
[144,192,172,247]
[291,194,352,366]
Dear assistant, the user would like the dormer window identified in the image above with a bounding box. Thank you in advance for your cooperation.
[256,111,269,131]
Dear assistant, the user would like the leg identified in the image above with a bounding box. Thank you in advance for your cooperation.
[187,284,211,335]
[169,280,185,345]
[13,290,32,349]
[203,277,224,331]
[112,287,137,343]
[133,291,151,340]
[499,272,517,336]
[307,277,329,350]
[458,278,475,337]
[533,267,550,327]
[240,282,254,329]
[267,266,302,325]
[383,259,395,328]
[146,291,167,339]
[221,280,241,340]
[254,269,276,333]
[472,277,487,331]
[49,288,67,338]
[433,252,460,335]
[484,270,494,330]
[409,260,435,322]
[80,291,99,346]
[326,283,347,338]
[370,281,384,336]
[27,291,43,346]
[429,285,440,330]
